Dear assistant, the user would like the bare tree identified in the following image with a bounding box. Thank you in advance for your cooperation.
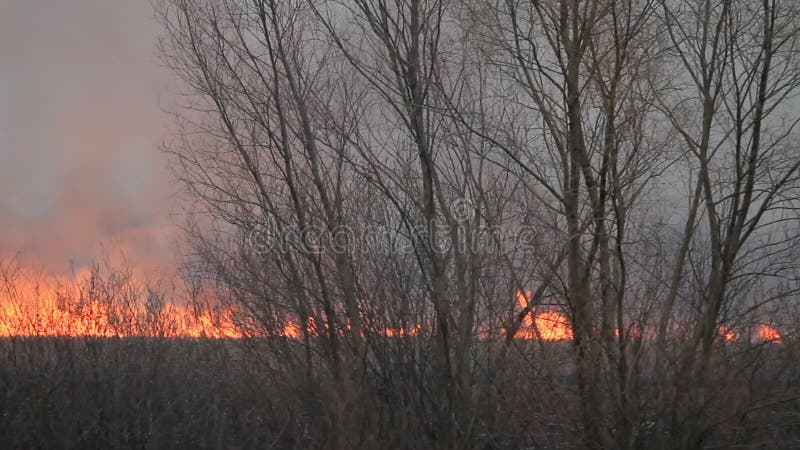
[650,0,800,446]
[156,0,800,448]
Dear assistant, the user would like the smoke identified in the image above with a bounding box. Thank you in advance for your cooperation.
[0,0,178,275]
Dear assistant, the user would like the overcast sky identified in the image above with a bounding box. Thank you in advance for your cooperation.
[0,1,179,275]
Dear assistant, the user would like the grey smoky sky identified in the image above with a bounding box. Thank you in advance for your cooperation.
[0,1,178,274]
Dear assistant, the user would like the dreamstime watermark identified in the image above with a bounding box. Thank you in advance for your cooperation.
[245,198,540,256]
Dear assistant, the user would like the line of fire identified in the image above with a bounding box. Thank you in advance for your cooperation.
[0,268,784,345]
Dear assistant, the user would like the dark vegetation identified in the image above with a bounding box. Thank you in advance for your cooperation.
[1,336,798,449]
[0,337,277,449]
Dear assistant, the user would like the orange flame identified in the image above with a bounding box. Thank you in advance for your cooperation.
[531,310,573,340]
[178,307,244,338]
[615,325,642,339]
[0,268,247,338]
[515,290,573,340]
[757,324,782,343]
[383,324,421,337]
[516,289,532,308]
[0,298,245,338]
[280,321,302,338]
[1,276,784,347]
[719,325,738,342]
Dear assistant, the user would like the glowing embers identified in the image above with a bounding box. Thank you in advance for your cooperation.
[515,290,573,341]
